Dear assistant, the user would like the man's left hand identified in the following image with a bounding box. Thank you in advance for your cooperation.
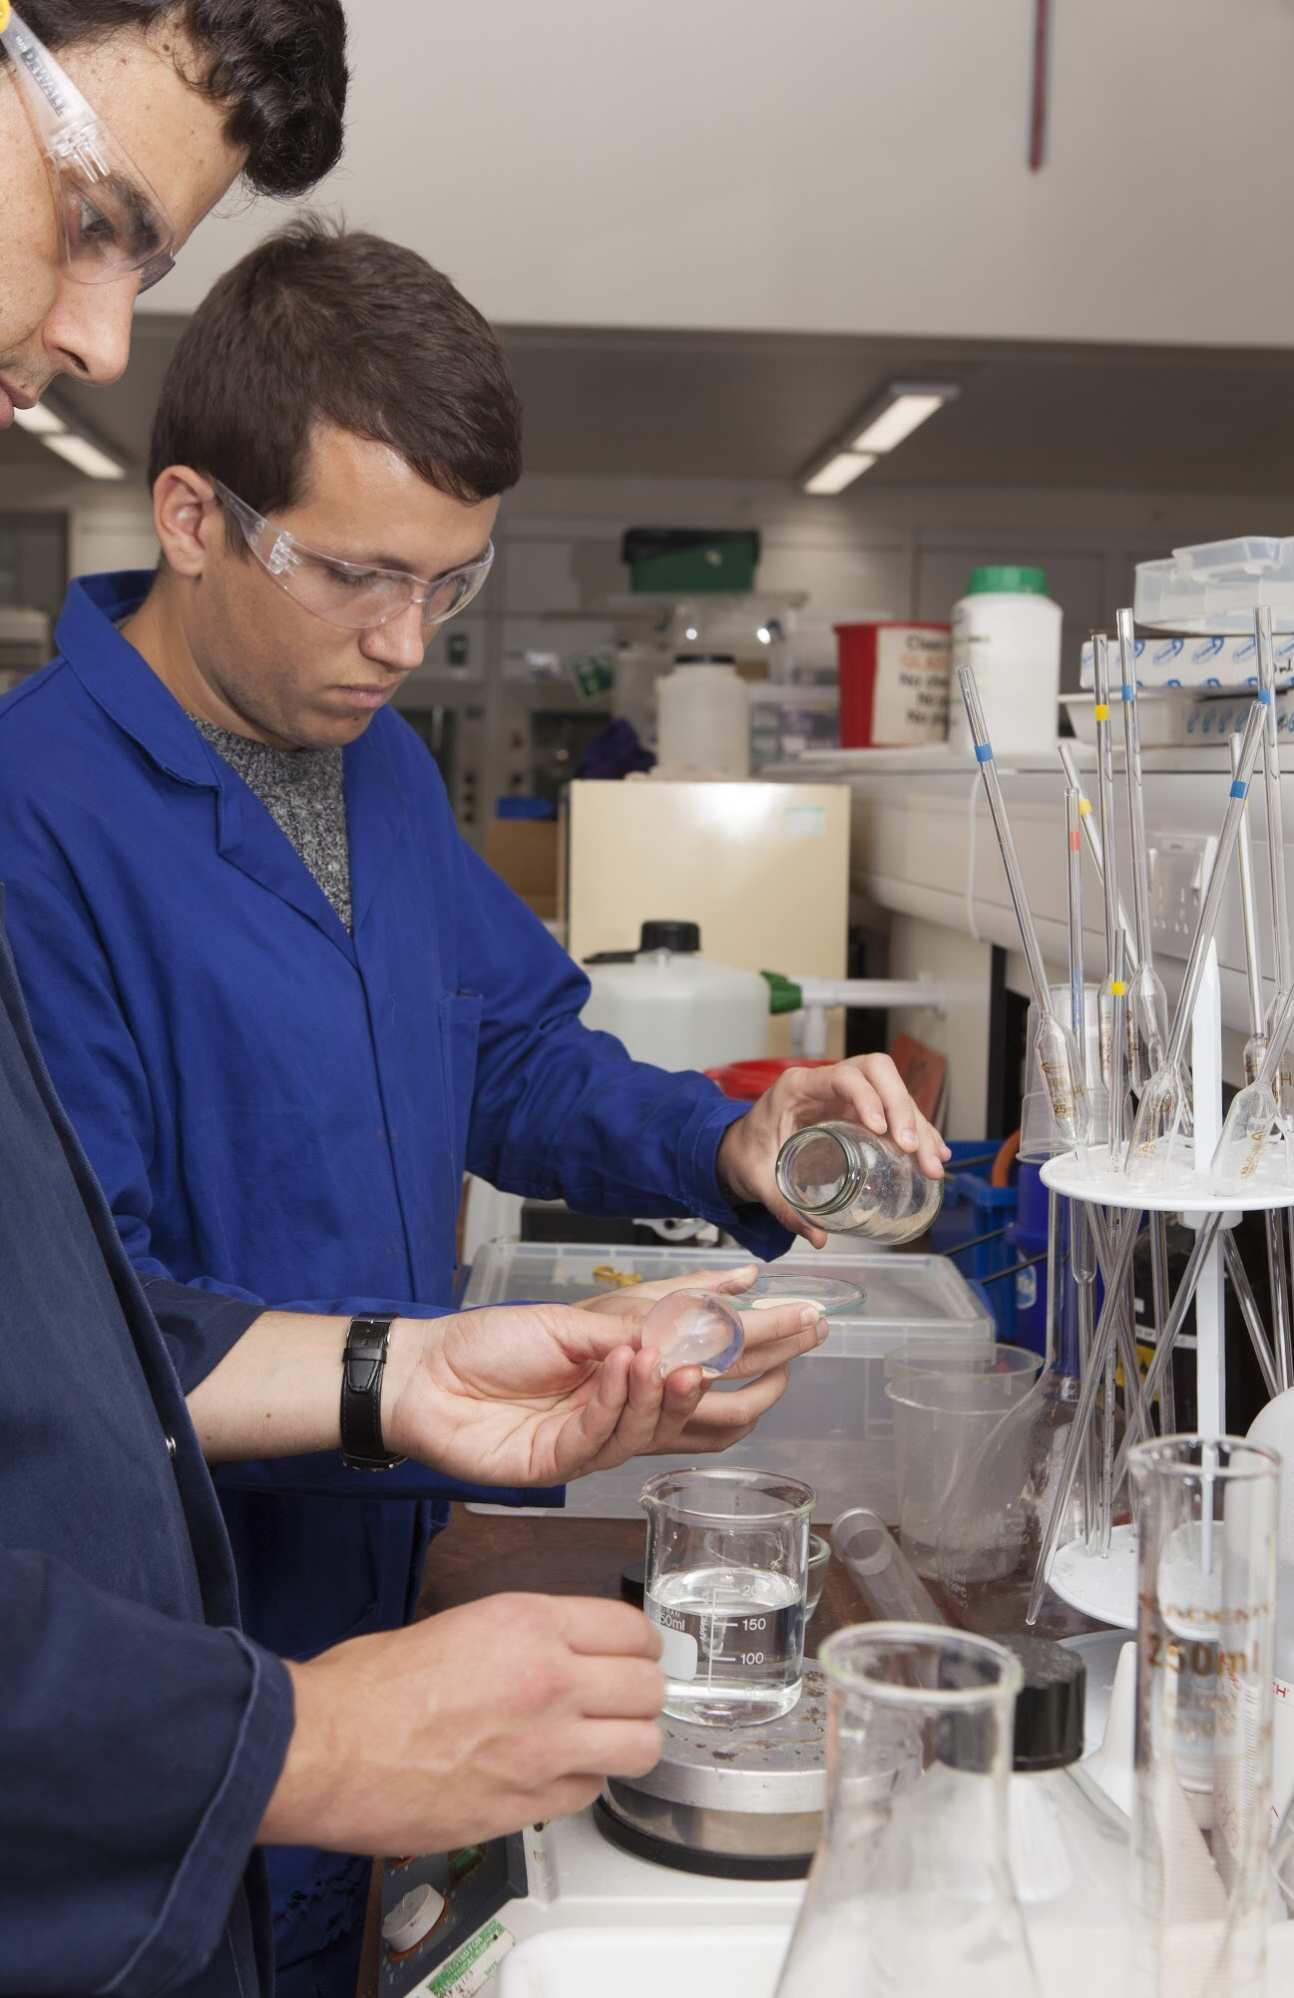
[716,1053,950,1246]
[381,1294,825,1490]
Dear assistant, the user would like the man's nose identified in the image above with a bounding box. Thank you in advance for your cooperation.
[360,601,428,674]
[42,273,138,389]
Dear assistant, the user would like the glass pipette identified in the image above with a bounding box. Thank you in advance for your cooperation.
[1065,785,1097,1541]
[1125,695,1270,1184]
[958,663,1090,1156]
[1233,727,1293,1388]
[1256,606,1294,1388]
[1115,610,1169,1081]
[1090,635,1125,1093]
[1057,742,1139,973]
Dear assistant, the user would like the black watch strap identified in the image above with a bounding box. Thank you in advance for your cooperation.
[340,1315,406,1471]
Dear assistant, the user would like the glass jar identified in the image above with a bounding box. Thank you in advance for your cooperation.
[775,1120,942,1245]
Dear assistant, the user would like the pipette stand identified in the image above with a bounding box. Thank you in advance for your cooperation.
[1041,946,1281,1628]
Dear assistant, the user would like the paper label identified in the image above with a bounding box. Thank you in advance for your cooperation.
[424,1918,514,1997]
[781,804,826,840]
[648,1607,700,1681]
[871,626,951,745]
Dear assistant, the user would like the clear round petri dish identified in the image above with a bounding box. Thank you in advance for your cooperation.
[734,1270,865,1316]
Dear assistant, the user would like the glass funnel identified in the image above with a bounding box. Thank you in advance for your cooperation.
[775,1625,1039,1998]
[775,1120,943,1245]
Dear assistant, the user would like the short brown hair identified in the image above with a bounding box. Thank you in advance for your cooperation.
[19,2,347,198]
[148,217,523,516]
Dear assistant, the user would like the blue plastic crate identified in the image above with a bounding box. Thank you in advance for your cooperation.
[927,1140,1019,1343]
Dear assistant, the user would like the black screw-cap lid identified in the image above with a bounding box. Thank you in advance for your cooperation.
[998,1636,1085,1772]
[640,921,701,953]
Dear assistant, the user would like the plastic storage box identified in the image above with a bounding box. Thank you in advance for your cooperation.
[463,1241,994,1522]
[1134,537,1294,634]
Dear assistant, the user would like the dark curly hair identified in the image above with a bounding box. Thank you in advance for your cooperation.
[150,217,524,514]
[15,1,348,198]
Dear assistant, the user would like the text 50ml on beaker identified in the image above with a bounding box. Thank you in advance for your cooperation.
[640,1467,815,1727]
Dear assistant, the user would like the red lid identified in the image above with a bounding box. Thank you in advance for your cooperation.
[705,1057,836,1102]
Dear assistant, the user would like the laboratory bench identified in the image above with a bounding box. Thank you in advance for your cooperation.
[359,1502,1105,1995]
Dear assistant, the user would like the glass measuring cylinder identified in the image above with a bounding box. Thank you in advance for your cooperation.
[775,1626,1038,1998]
[1129,1436,1278,1998]
[775,1121,942,1245]
[640,1467,814,1727]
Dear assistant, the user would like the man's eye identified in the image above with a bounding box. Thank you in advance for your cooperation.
[70,195,121,251]
[324,563,380,591]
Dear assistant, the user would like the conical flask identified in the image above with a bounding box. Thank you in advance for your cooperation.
[774,1625,1039,1998]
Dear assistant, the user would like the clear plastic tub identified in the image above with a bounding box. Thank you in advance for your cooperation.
[462,1241,994,1522]
[1135,536,1294,634]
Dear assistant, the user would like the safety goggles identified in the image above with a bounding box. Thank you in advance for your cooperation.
[0,2,177,292]
[213,482,496,634]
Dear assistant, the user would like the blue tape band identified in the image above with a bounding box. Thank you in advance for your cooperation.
[974,743,993,762]
[1259,688,1273,706]
[1231,779,1248,798]
[1121,684,1134,701]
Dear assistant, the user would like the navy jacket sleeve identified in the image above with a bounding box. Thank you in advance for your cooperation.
[452,834,793,1262]
[0,864,554,1507]
[0,1550,292,1998]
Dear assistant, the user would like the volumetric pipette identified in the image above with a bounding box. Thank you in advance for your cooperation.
[1065,785,1098,1542]
[1115,609,1169,1082]
[958,663,1089,1155]
[1091,635,1125,1094]
[1125,696,1270,1185]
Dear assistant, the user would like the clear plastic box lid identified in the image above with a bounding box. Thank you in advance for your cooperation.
[463,1240,990,1341]
[1135,537,1294,634]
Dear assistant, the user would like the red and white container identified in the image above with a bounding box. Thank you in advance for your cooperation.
[835,621,951,748]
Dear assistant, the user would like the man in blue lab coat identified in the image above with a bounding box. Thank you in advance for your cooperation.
[0,219,948,1990]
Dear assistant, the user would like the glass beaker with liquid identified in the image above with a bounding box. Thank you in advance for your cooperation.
[775,1625,1039,1998]
[775,1120,943,1245]
[640,1466,814,1726]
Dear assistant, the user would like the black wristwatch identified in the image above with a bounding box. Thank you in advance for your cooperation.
[340,1315,407,1471]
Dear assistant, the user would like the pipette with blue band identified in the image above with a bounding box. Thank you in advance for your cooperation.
[957,663,1090,1156]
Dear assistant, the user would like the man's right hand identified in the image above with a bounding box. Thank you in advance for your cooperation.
[258,1593,664,1854]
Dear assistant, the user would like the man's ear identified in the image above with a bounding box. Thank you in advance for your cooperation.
[153,465,218,579]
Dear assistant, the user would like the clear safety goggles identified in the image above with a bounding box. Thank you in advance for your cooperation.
[213,482,496,634]
[0,3,177,293]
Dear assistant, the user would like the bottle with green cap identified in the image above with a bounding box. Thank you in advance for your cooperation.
[948,562,1063,758]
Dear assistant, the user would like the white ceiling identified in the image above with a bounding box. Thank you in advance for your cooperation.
[8,319,1294,495]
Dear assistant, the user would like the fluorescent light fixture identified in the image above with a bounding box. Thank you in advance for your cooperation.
[851,385,958,454]
[804,451,877,497]
[13,402,66,437]
[11,398,128,480]
[800,380,959,497]
[42,432,127,481]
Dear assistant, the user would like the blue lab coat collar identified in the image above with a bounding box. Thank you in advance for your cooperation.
[55,571,407,953]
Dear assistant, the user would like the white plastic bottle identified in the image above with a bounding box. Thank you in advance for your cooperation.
[655,656,750,778]
[948,565,1063,758]
[580,920,768,1071]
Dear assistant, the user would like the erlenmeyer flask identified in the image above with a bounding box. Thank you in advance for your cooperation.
[775,1625,1039,1998]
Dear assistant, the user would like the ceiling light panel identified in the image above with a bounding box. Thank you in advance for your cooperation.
[803,451,877,496]
[42,433,127,481]
[852,389,954,455]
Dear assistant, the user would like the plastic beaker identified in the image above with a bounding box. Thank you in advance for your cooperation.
[775,1120,943,1245]
[885,1344,1042,1581]
[775,1625,1039,1998]
[1129,1436,1278,1998]
[639,1466,814,1726]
